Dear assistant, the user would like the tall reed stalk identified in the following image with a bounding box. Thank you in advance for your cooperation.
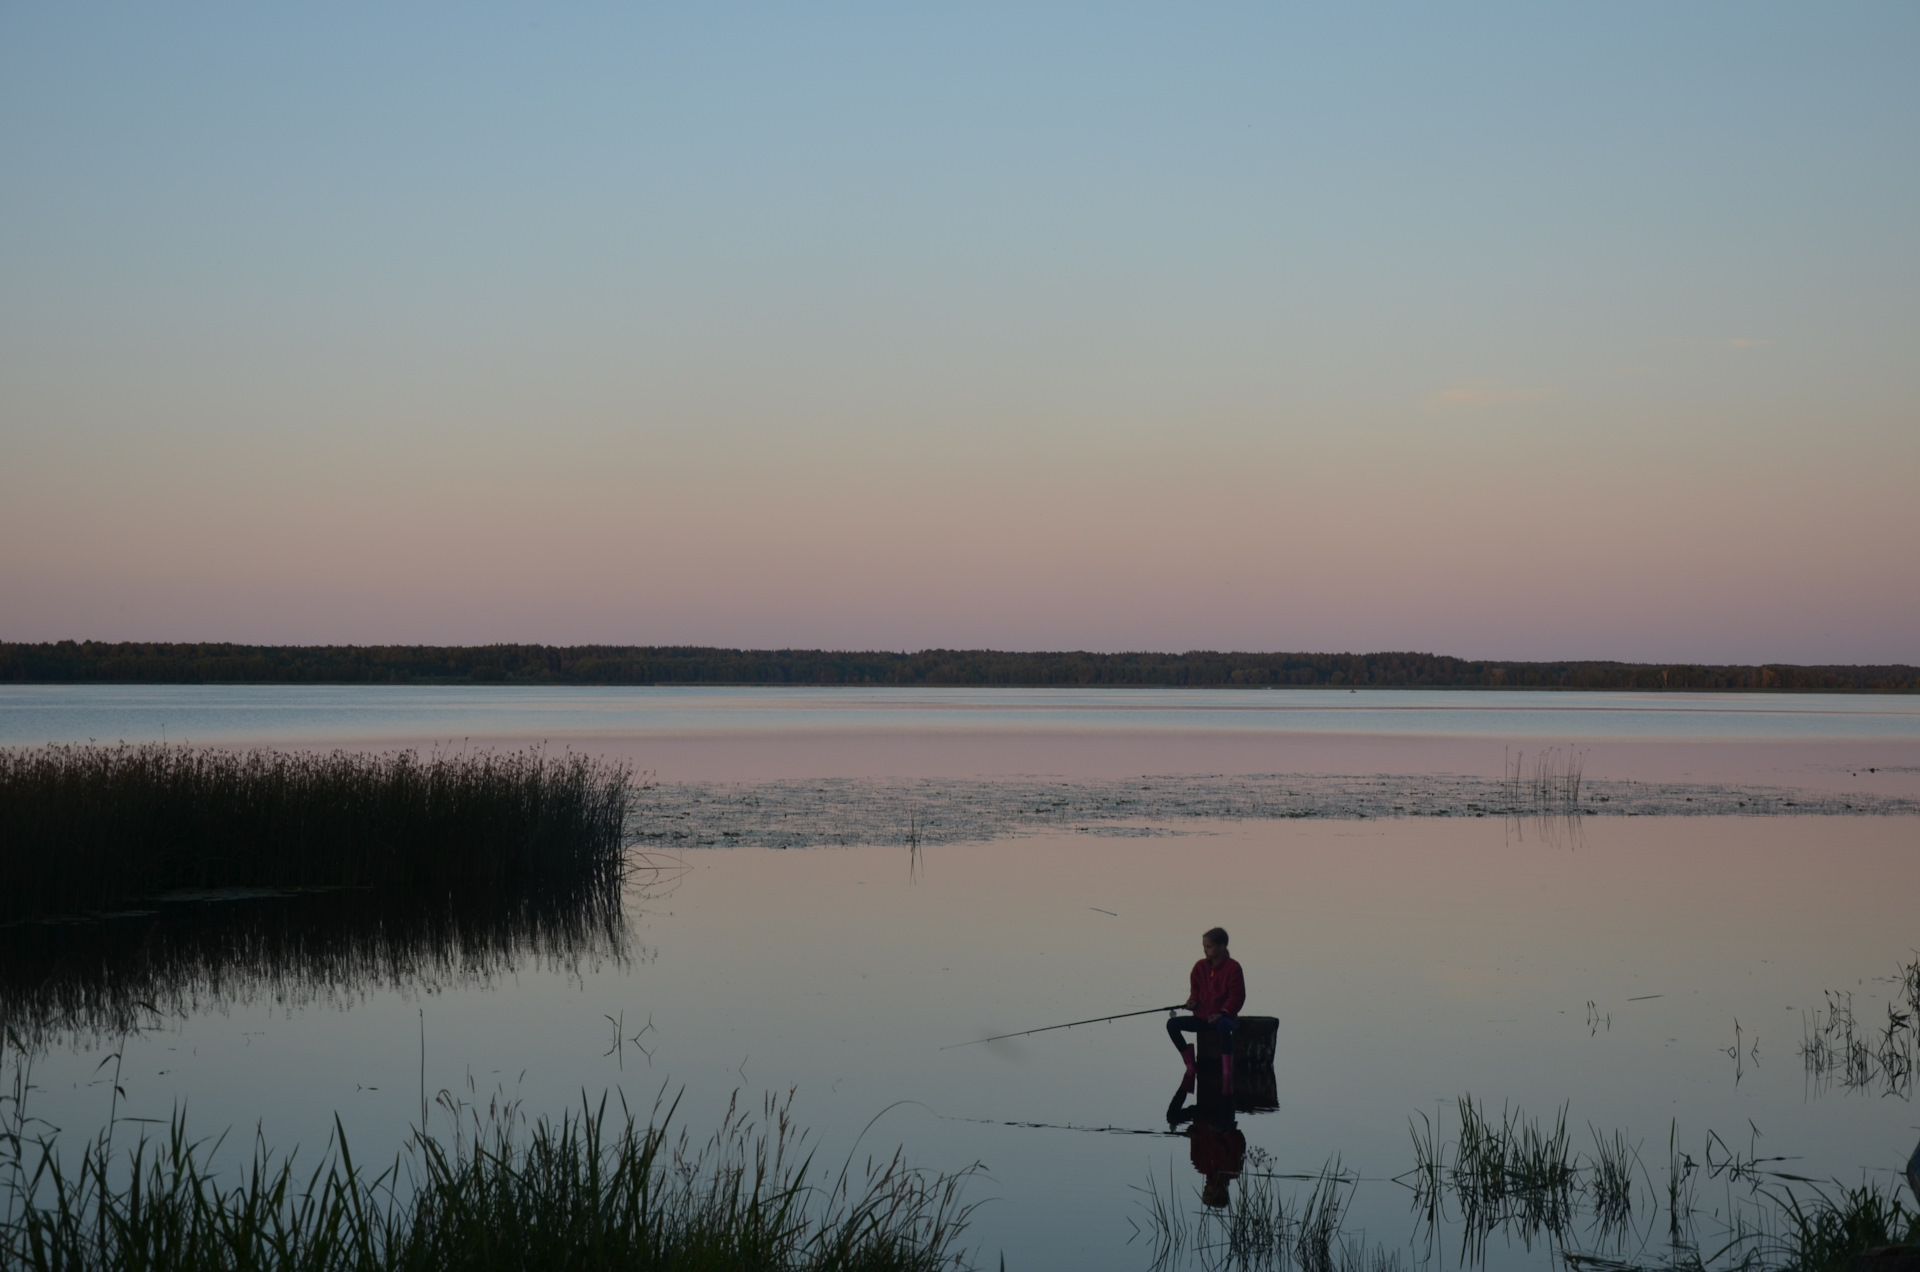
[1501,747,1586,811]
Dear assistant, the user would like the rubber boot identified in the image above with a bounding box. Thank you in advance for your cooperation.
[1179,1045,1196,1080]
[1221,1054,1234,1095]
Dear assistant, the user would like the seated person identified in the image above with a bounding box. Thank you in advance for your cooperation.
[1166,926,1246,1089]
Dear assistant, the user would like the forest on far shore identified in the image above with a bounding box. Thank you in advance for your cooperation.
[2,642,1915,692]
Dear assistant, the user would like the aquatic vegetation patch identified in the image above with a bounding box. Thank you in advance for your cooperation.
[632,773,1917,852]
[1404,1097,1585,1258]
[0,744,632,925]
[0,1079,981,1272]
[1800,955,1920,1098]
[1136,1157,1401,1272]
[1501,747,1586,811]
[1146,1096,1917,1272]
[1765,1180,1919,1272]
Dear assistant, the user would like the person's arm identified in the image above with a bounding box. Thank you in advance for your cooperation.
[1185,962,1202,1012]
[1223,962,1246,1017]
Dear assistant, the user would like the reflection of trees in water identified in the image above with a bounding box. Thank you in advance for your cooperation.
[0,856,684,1049]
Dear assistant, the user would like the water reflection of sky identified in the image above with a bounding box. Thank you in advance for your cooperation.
[12,817,1917,1271]
[4,685,1920,746]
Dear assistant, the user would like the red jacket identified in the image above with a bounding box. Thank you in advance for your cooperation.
[1189,956,1246,1019]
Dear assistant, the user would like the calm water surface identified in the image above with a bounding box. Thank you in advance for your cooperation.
[5,687,1919,1269]
[6,684,1920,787]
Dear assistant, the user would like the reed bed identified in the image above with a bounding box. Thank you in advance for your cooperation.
[0,1081,980,1272]
[0,745,632,924]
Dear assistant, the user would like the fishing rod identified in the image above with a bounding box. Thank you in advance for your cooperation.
[942,1004,1186,1050]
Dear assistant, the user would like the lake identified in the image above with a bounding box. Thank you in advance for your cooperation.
[5,686,1919,1270]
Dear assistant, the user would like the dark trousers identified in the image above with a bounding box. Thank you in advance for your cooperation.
[1167,1014,1236,1054]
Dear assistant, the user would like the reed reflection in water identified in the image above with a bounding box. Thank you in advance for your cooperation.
[0,856,684,1049]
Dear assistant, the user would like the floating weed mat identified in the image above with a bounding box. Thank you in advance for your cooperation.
[0,1075,981,1272]
[632,773,1918,852]
[0,744,632,925]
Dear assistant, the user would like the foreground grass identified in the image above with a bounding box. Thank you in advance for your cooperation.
[1139,1094,1919,1272]
[0,745,631,924]
[0,1088,979,1272]
[1769,1181,1919,1272]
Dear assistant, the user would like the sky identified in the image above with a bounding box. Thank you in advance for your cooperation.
[2,4,1916,663]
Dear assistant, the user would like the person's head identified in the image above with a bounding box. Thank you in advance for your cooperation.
[1202,1175,1232,1208]
[1202,927,1230,961]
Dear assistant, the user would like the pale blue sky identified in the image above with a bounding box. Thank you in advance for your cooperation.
[3,4,1916,660]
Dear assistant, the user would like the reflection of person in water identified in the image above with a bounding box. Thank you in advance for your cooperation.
[1167,1073,1247,1209]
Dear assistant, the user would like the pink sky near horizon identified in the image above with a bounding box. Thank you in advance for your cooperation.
[3,5,1916,663]
[6,378,1912,662]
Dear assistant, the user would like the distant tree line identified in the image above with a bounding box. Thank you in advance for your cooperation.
[2,642,1915,691]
